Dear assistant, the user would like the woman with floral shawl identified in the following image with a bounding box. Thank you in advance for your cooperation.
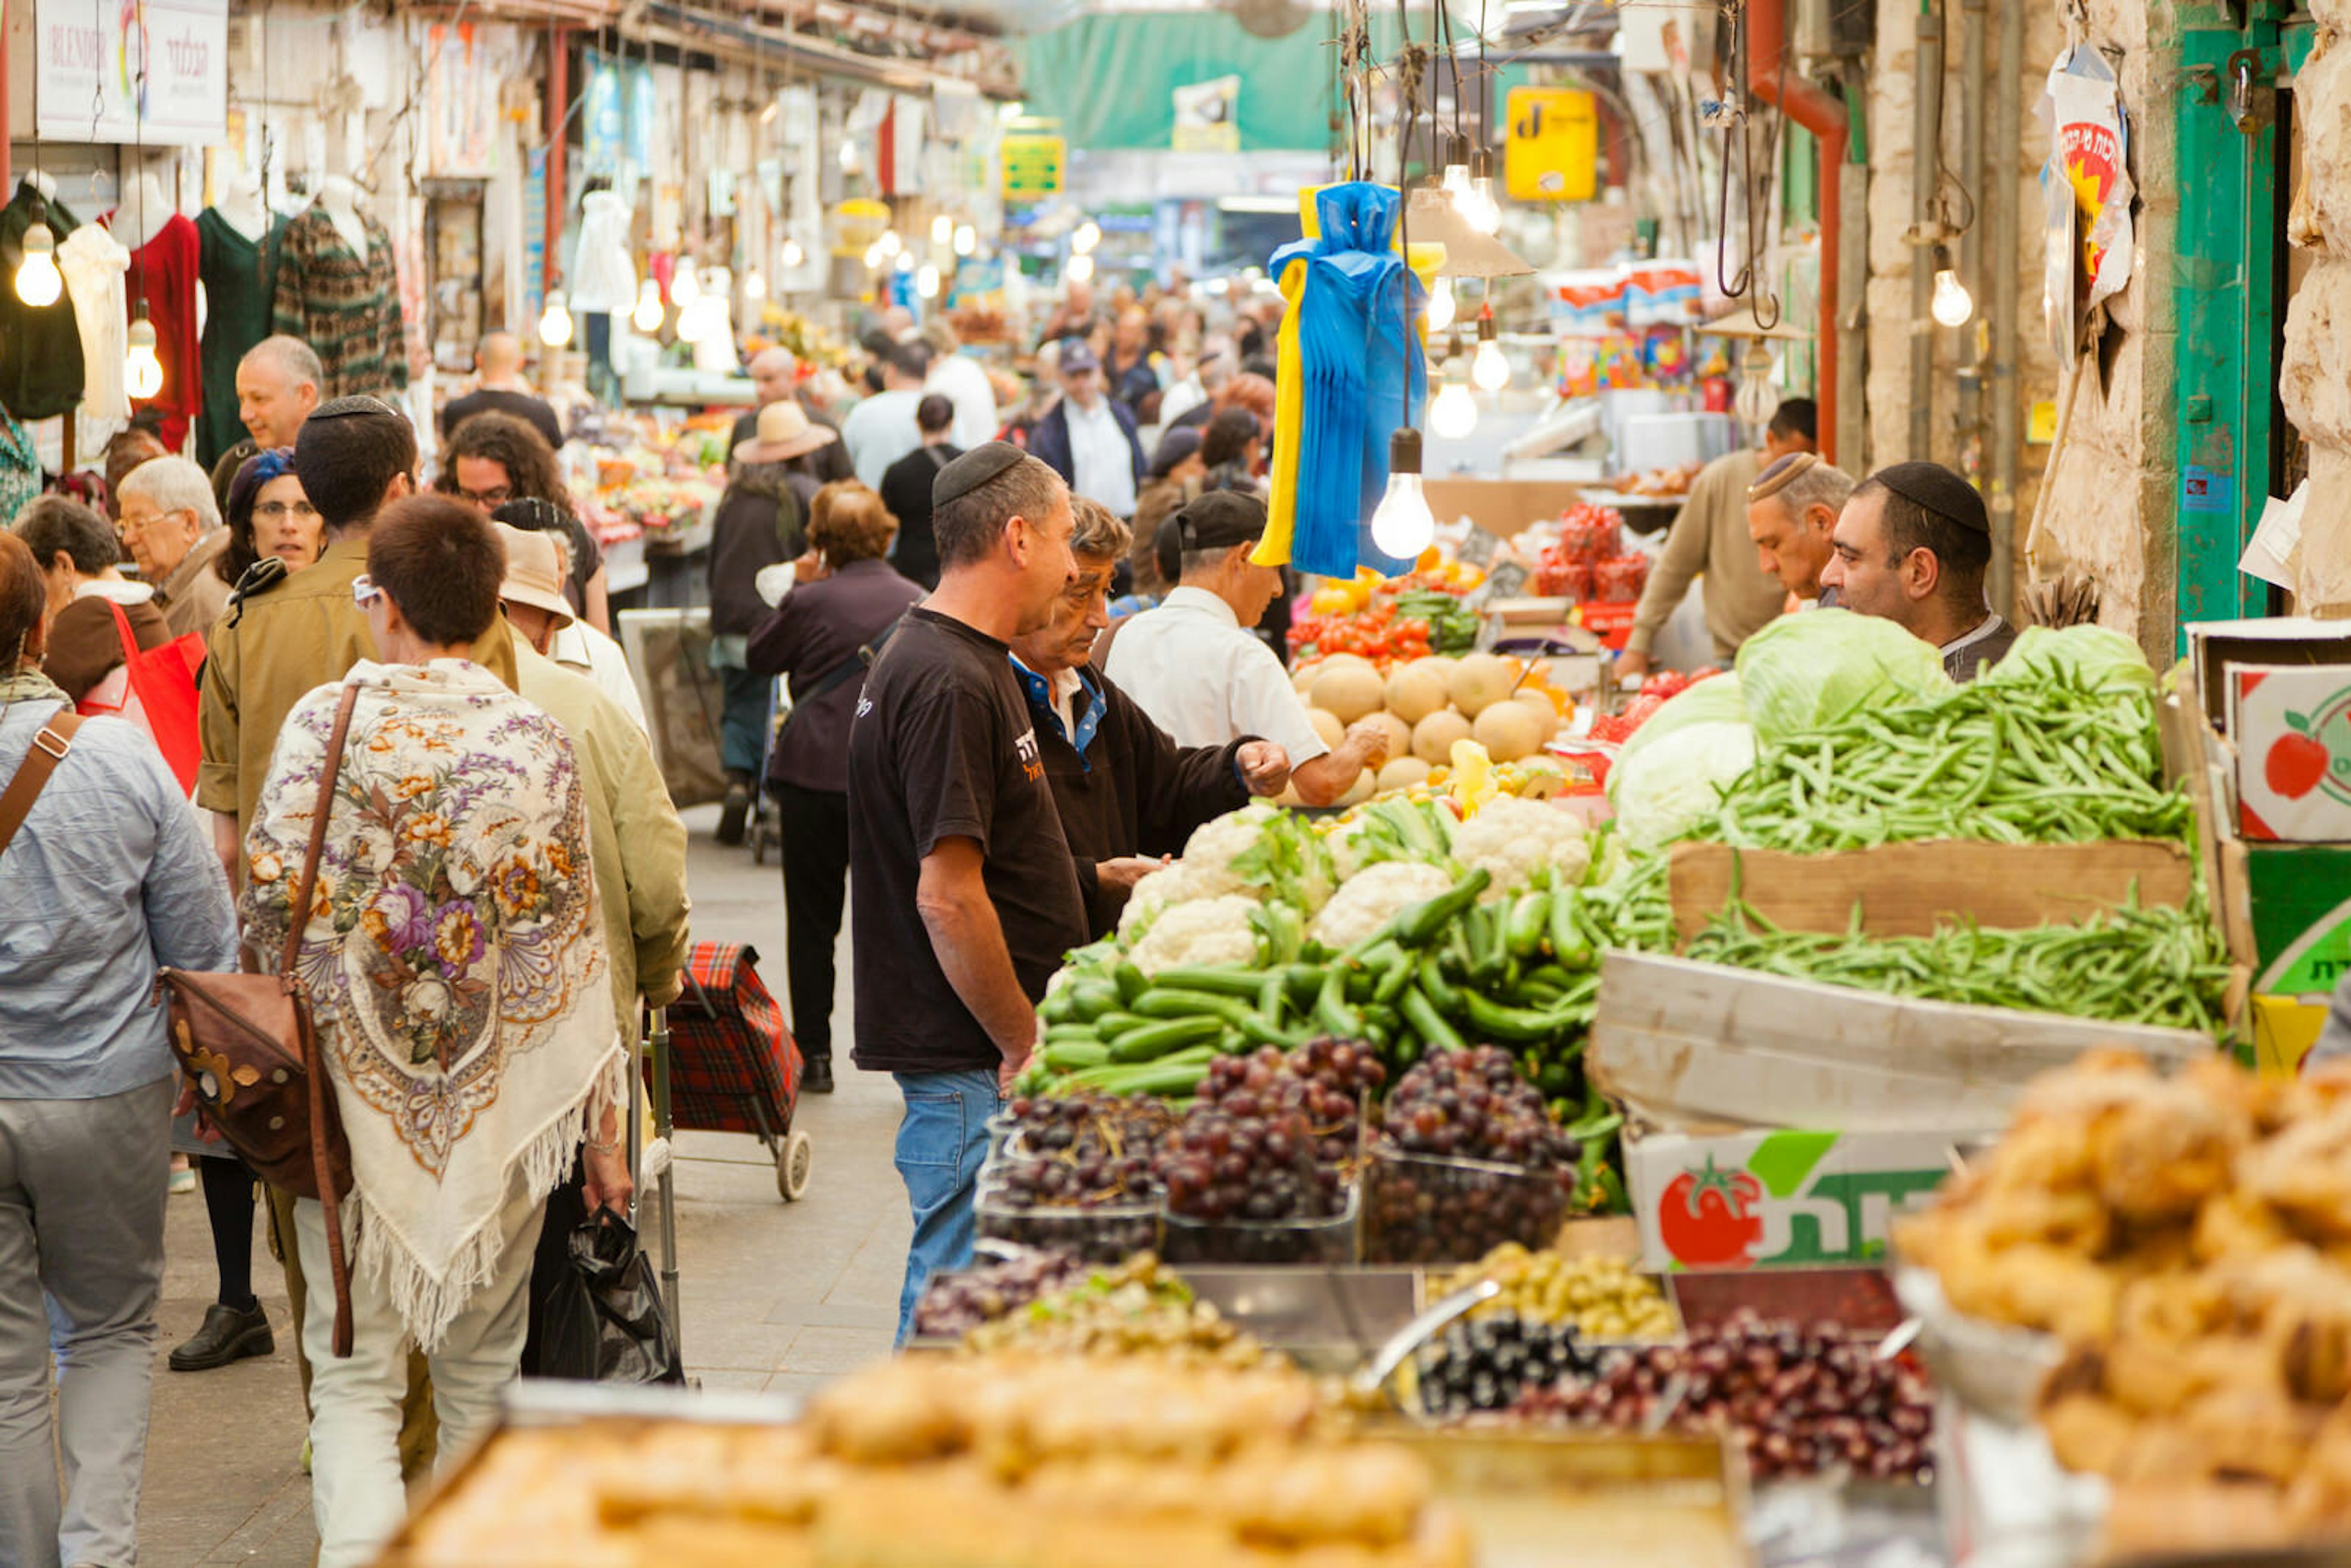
[239,497,631,1568]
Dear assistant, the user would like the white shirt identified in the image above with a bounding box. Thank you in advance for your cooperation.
[551,619,650,735]
[1102,587,1327,764]
[926,352,999,451]
[58,223,130,454]
[841,389,926,490]
[1158,375,1208,429]
[1063,397,1139,517]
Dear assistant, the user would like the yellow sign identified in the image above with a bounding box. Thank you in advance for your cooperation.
[1001,132,1066,200]
[1504,86,1599,203]
[2027,399,2058,444]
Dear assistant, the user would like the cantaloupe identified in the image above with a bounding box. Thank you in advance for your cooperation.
[1311,663,1386,724]
[1412,708,1474,763]
[1508,689,1561,741]
[1336,768,1378,808]
[1365,711,1412,759]
[1308,707,1346,750]
[1473,700,1545,762]
[1447,652,1518,717]
[1378,756,1433,791]
[1384,661,1450,725]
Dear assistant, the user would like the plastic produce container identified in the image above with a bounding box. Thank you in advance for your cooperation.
[973,1181,1161,1266]
[1361,1147,1577,1266]
[1161,1185,1360,1267]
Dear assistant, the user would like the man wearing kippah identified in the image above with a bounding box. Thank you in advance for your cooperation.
[1821,460,2019,681]
[1619,399,1818,680]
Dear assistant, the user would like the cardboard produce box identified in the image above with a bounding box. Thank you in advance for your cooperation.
[1623,1126,1960,1272]
[2228,662,2351,840]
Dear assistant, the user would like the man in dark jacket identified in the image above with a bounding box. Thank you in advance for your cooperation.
[1026,340,1146,519]
[1008,499,1291,935]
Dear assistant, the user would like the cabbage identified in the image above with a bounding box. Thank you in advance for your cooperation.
[1733,610,1952,741]
[1616,673,1748,771]
[1981,625,2154,697]
[1609,719,1758,850]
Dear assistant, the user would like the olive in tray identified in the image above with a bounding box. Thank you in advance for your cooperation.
[977,1094,1172,1264]
[1411,1315,1599,1419]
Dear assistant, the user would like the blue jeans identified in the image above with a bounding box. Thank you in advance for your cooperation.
[890,1068,1000,1343]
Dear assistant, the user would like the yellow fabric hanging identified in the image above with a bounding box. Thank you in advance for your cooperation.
[1254,183,1446,571]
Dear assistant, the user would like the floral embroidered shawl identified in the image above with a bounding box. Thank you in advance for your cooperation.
[240,659,621,1349]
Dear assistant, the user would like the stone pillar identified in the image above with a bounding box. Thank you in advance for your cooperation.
[2283,7,2351,615]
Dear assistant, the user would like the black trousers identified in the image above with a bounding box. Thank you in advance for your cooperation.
[774,780,850,1060]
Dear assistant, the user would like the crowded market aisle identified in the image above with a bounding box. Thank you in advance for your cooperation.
[135,806,906,1568]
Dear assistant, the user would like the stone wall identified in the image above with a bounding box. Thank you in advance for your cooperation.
[2285,1,2351,613]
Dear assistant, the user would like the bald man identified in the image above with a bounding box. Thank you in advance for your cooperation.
[730,346,853,483]
[441,332,564,449]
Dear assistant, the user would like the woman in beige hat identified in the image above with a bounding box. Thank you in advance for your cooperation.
[710,401,841,844]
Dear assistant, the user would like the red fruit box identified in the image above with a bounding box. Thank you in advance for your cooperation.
[2230,662,2351,842]
[1578,601,1638,650]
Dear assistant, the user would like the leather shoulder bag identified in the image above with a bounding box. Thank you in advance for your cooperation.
[157,683,361,1356]
[0,707,84,856]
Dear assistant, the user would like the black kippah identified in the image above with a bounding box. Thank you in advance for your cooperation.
[1869,460,1988,534]
[932,441,1028,508]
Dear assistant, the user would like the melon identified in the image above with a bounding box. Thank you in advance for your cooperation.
[1308,708,1346,751]
[1412,708,1474,764]
[1336,768,1378,808]
[1384,661,1450,725]
[1447,652,1518,718]
[1508,690,1561,741]
[1311,663,1386,724]
[1378,756,1433,791]
[1365,711,1412,758]
[1473,700,1545,762]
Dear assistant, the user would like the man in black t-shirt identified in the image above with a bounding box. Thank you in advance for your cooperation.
[848,441,1083,1341]
[441,334,566,449]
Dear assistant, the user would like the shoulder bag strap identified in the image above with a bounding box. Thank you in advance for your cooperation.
[107,597,143,663]
[0,709,86,858]
[288,683,362,1358]
[779,612,907,734]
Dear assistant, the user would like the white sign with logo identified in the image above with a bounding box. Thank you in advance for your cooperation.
[36,0,229,146]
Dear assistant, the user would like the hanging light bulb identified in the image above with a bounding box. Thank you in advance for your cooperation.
[14,218,61,307]
[125,307,164,400]
[1439,133,1473,205]
[1071,219,1101,255]
[760,97,781,124]
[917,263,941,299]
[781,236,806,269]
[1460,149,1501,235]
[1426,276,1456,332]
[954,223,977,257]
[879,229,901,258]
[1430,342,1479,440]
[931,213,954,246]
[1733,341,1782,426]
[671,263,701,308]
[1471,314,1510,392]
[1369,429,1436,560]
[538,288,574,348]
[631,278,665,333]
[838,140,858,170]
[746,269,769,301]
[1930,242,1974,328]
[863,241,885,269]
[1066,252,1095,284]
[894,250,915,274]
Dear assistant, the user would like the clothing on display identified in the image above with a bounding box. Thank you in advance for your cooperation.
[57,223,131,455]
[0,182,86,424]
[127,212,202,451]
[0,415,40,529]
[569,190,636,316]
[271,203,408,400]
[195,208,285,469]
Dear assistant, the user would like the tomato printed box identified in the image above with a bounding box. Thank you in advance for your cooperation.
[2231,664,2351,842]
[1624,1128,1963,1273]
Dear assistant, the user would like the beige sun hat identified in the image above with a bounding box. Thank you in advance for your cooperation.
[492,522,576,630]
[733,399,839,464]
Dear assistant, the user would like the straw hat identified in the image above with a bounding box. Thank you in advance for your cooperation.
[492,523,575,630]
[733,399,839,464]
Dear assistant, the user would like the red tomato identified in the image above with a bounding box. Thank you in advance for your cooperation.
[1657,1158,1765,1267]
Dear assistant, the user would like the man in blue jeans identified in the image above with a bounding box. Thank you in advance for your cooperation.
[846,443,1086,1340]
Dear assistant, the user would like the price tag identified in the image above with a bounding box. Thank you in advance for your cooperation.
[1458,528,1501,566]
[1485,560,1532,600]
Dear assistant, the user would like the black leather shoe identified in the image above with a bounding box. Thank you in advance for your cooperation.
[168,1300,274,1371]
[803,1056,835,1093]
[716,780,752,846]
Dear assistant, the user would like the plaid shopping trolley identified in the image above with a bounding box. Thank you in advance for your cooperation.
[658,942,812,1202]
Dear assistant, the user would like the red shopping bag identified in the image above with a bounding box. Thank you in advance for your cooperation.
[78,599,204,793]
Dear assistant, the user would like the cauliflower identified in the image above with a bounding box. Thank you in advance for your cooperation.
[1182,804,1281,873]
[1183,803,1333,913]
[1128,894,1263,975]
[1450,796,1592,895]
[1309,861,1457,951]
[1116,861,1254,941]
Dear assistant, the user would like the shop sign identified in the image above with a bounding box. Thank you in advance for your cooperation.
[1172,76,1240,154]
[35,0,227,145]
[2036,45,2133,346]
[1625,1128,1954,1271]
[1001,131,1065,200]
[583,48,655,187]
[1503,86,1598,203]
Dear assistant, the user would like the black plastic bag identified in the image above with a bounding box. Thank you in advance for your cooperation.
[534,1209,683,1384]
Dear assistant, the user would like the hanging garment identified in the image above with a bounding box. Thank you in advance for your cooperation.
[127,212,203,452]
[570,189,636,315]
[271,203,408,400]
[0,414,42,528]
[194,208,285,469]
[57,222,131,456]
[0,182,86,423]
[1255,182,1426,582]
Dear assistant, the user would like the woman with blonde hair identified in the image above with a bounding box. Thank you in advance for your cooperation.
[744,482,922,1093]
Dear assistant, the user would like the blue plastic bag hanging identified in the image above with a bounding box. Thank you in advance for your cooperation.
[1259,182,1425,581]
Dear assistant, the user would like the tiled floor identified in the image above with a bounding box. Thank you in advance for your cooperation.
[137,806,907,1566]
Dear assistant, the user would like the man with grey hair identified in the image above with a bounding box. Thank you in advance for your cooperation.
[1745,451,1856,607]
[116,456,232,637]
[732,346,852,482]
[1160,336,1234,432]
[211,336,327,509]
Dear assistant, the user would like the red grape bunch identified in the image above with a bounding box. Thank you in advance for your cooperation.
[1381,1046,1581,1168]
